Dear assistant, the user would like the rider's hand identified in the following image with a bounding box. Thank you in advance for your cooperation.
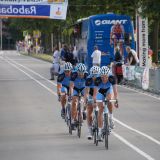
[68,96,72,102]
[115,99,119,108]
[58,94,61,102]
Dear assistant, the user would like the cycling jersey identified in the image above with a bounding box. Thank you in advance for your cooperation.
[94,75,116,100]
[70,71,88,96]
[57,72,70,93]
[85,75,96,96]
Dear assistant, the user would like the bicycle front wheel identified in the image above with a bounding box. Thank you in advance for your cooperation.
[104,113,109,149]
[94,111,99,146]
[77,104,81,138]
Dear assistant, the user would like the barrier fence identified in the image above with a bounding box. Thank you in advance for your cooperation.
[122,65,160,94]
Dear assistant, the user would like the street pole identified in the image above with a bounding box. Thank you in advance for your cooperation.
[0,18,2,50]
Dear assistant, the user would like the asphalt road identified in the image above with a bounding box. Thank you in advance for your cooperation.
[0,51,160,160]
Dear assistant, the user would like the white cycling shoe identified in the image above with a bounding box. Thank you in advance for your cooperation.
[109,118,115,129]
[87,128,93,140]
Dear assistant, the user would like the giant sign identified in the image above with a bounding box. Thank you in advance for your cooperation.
[0,0,68,20]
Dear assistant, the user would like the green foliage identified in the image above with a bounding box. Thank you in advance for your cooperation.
[7,0,160,57]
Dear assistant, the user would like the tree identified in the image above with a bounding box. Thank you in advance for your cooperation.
[138,0,160,63]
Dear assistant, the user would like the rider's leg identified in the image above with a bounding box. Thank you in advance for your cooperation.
[71,96,78,122]
[106,90,115,129]
[87,103,93,139]
[96,92,104,141]
[60,87,67,118]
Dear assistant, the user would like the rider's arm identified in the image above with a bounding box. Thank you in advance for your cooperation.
[128,56,133,65]
[69,81,74,97]
[108,75,118,99]
[57,73,65,96]
[57,83,62,96]
[112,84,118,99]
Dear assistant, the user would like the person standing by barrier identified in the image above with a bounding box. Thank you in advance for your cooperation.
[126,46,139,66]
[112,46,123,84]
[50,45,60,80]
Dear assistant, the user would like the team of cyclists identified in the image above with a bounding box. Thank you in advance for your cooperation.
[56,62,118,141]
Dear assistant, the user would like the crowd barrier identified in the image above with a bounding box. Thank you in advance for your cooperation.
[122,65,160,94]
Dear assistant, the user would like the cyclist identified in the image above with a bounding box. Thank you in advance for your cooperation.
[57,62,73,118]
[84,66,101,140]
[93,66,118,141]
[69,63,88,128]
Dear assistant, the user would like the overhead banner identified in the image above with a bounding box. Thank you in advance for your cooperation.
[136,11,148,67]
[0,0,68,20]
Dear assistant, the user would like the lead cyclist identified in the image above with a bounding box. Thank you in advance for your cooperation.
[93,66,118,141]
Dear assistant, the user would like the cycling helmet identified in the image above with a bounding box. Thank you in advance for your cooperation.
[64,62,73,71]
[100,66,110,76]
[90,66,100,76]
[77,63,86,73]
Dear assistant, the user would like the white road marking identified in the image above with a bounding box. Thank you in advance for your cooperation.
[5,56,56,87]
[4,58,57,97]
[3,56,157,160]
[114,118,160,145]
[112,131,155,160]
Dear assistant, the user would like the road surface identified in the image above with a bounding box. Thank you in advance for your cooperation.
[0,51,160,160]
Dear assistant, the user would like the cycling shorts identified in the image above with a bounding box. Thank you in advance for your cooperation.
[61,86,69,95]
[73,88,85,97]
[96,87,113,101]
[87,95,94,104]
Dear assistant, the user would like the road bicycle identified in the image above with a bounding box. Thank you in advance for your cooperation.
[95,99,118,149]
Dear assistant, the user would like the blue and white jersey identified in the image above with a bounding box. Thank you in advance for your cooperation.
[85,74,100,96]
[94,75,116,96]
[57,72,70,88]
[70,71,88,91]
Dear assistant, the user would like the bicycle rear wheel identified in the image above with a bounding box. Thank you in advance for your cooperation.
[68,105,72,135]
[94,111,99,146]
[104,113,109,149]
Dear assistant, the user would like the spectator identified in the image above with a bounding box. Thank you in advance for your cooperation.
[50,45,60,80]
[73,46,78,65]
[77,46,85,63]
[113,47,123,84]
[126,46,139,66]
[114,46,122,62]
[91,45,102,66]
[60,44,68,61]
[64,46,74,65]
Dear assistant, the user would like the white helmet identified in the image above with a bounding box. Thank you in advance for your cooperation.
[100,66,110,76]
[77,63,86,73]
[64,62,73,71]
[90,66,100,76]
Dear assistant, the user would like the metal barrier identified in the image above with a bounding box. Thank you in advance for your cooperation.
[122,65,160,94]
[149,68,160,94]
